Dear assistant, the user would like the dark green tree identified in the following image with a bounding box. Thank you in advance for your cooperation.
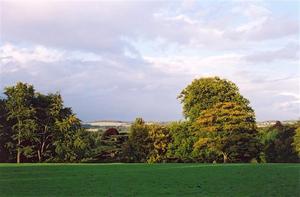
[1,82,94,163]
[125,118,152,162]
[261,121,298,163]
[33,93,58,162]
[166,121,195,162]
[0,98,11,162]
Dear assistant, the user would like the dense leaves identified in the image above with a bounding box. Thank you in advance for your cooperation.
[1,78,298,163]
[4,83,37,163]
[148,124,171,163]
[293,126,300,158]
[260,121,298,163]
[0,82,94,163]
[166,121,195,162]
[193,102,261,163]
[124,118,152,162]
[178,77,249,121]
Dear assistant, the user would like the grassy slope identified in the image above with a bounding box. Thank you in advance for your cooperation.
[0,164,299,197]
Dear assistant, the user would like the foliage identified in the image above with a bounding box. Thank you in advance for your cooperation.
[101,128,119,140]
[293,125,300,158]
[178,77,250,121]
[125,118,152,162]
[4,82,38,163]
[193,102,261,163]
[166,121,196,162]
[261,121,298,163]
[91,129,128,163]
[0,99,11,162]
[1,79,298,164]
[147,124,171,163]
[0,82,94,163]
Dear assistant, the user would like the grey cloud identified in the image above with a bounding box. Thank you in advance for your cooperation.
[227,17,300,41]
[233,69,300,121]
[1,1,163,53]
[244,43,300,63]
[0,49,185,121]
[2,1,299,53]
[1,1,299,121]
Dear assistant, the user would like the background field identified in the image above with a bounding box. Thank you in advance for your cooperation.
[0,164,299,197]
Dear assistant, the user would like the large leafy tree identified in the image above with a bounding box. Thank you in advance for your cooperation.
[178,77,249,121]
[4,82,38,163]
[1,82,94,163]
[194,102,261,163]
[33,93,59,162]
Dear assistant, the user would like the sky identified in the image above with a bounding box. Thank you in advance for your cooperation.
[0,0,299,122]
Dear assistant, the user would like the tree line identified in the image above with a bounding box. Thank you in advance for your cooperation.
[0,83,94,163]
[0,77,299,163]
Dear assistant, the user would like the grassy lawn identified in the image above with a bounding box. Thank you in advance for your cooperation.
[0,163,299,197]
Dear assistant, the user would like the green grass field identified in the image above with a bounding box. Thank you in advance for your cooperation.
[0,163,299,197]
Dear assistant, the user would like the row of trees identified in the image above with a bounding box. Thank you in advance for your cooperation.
[125,77,299,163]
[0,83,94,163]
[124,118,299,163]
[0,77,299,163]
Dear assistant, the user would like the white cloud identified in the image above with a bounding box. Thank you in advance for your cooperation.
[144,54,242,76]
[231,4,271,19]
[0,1,299,121]
[0,44,64,64]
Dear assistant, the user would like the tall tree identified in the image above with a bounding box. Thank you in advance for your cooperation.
[194,102,261,163]
[178,77,249,121]
[4,82,38,163]
[33,93,61,162]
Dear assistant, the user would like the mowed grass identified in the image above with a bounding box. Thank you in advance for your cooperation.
[0,163,299,197]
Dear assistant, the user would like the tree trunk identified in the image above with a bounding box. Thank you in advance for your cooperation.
[223,153,228,163]
[38,150,41,162]
[17,120,21,164]
[17,149,20,163]
[38,141,45,162]
[17,137,21,163]
[38,126,48,162]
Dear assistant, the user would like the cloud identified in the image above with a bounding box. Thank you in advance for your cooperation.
[244,43,300,63]
[144,54,242,76]
[2,1,298,52]
[0,43,185,121]
[1,1,162,53]
[0,1,299,121]
[0,43,64,64]
[232,16,299,41]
